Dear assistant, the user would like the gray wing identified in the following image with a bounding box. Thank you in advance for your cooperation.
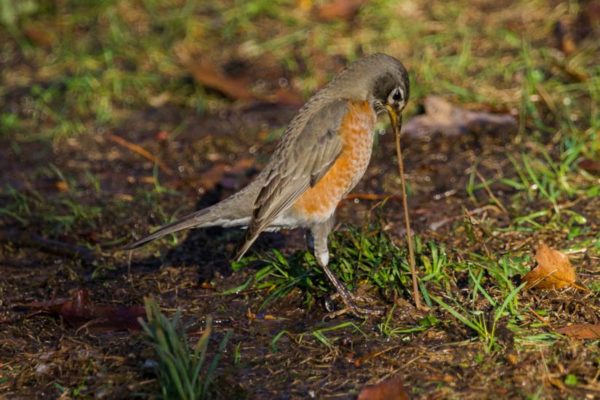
[235,99,348,260]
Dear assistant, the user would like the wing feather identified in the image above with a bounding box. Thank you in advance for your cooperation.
[235,100,348,260]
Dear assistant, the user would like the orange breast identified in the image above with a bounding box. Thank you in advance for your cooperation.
[291,100,376,222]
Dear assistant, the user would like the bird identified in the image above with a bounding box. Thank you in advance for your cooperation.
[125,53,410,316]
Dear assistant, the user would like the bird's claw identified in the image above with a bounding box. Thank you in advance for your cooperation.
[324,292,383,319]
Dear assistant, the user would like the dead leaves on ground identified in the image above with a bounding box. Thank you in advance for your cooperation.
[522,244,596,340]
[185,61,257,102]
[176,47,302,106]
[357,375,409,400]
[15,289,145,332]
[556,324,600,340]
[315,0,367,21]
[194,157,255,192]
[578,158,600,175]
[523,243,581,290]
[402,96,517,139]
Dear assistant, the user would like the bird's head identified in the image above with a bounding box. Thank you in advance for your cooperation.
[367,54,410,128]
[330,53,410,129]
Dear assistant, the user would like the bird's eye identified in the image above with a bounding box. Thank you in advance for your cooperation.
[388,87,404,104]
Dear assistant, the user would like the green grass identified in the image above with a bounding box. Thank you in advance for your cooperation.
[141,298,232,400]
[234,225,532,351]
[431,282,524,353]
[271,321,365,351]
[230,225,415,309]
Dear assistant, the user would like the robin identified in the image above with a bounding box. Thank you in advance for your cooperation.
[125,53,409,315]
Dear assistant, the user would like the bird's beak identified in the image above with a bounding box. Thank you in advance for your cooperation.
[385,104,402,131]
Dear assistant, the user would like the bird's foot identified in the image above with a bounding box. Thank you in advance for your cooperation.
[324,291,383,319]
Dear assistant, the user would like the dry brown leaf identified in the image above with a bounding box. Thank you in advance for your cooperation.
[23,23,56,48]
[270,86,304,106]
[55,180,69,192]
[523,243,576,290]
[187,61,257,101]
[357,375,409,400]
[176,47,302,105]
[315,0,367,21]
[578,158,600,175]
[401,96,517,139]
[556,324,600,340]
[185,61,302,105]
[17,289,145,332]
[194,158,254,192]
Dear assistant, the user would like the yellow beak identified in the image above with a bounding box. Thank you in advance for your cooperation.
[385,104,402,131]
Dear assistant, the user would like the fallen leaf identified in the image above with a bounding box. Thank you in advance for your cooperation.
[271,86,304,106]
[175,46,302,105]
[194,158,255,192]
[187,61,257,101]
[578,158,600,175]
[401,96,517,139]
[523,243,576,290]
[357,375,409,400]
[315,0,366,21]
[55,180,69,192]
[23,23,56,48]
[556,324,600,340]
[506,352,519,365]
[17,289,145,332]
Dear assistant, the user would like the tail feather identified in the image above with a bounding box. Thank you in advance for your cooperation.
[234,233,258,261]
[123,208,212,250]
[123,181,261,250]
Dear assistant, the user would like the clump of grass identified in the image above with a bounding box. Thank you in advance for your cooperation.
[231,225,453,309]
[230,224,414,308]
[431,282,524,353]
[140,298,231,400]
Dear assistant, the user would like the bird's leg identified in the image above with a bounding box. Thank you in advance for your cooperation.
[311,219,381,318]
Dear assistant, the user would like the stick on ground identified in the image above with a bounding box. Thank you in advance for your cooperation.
[107,133,174,176]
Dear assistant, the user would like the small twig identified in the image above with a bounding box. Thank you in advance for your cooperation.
[107,133,174,176]
[392,117,422,310]
[352,345,402,367]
